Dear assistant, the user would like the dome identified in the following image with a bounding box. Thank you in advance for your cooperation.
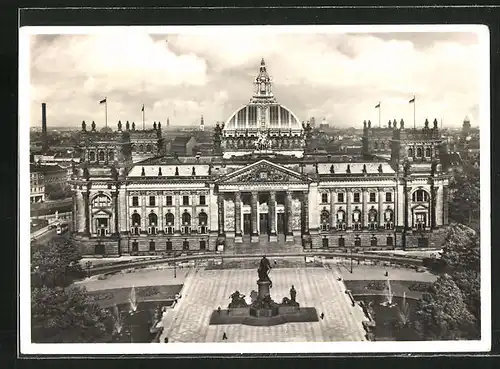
[224,103,302,131]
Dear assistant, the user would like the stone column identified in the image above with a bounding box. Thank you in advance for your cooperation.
[362,189,368,228]
[431,185,437,230]
[217,194,225,235]
[269,191,277,242]
[119,189,127,233]
[302,191,309,234]
[435,186,443,227]
[83,191,90,236]
[378,188,384,228]
[286,190,294,242]
[158,192,164,232]
[405,187,412,230]
[141,194,147,233]
[346,189,352,228]
[112,190,119,235]
[330,189,335,229]
[443,186,449,225]
[251,191,259,242]
[72,192,77,232]
[77,191,85,233]
[175,192,181,234]
[234,191,242,243]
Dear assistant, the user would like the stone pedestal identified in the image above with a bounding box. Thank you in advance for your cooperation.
[257,280,271,299]
[251,234,260,243]
[235,235,243,243]
[285,234,294,243]
[269,234,278,242]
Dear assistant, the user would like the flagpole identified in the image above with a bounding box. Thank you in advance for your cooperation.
[105,97,108,129]
[413,95,416,130]
[142,104,145,131]
[379,102,381,128]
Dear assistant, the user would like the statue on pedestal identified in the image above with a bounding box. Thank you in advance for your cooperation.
[290,285,297,302]
[257,255,272,288]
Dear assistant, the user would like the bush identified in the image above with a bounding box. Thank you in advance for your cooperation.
[408,282,431,292]
[94,292,115,301]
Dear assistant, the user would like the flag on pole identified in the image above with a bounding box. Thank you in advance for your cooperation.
[375,102,380,108]
[409,96,415,104]
[141,104,144,112]
[99,98,107,104]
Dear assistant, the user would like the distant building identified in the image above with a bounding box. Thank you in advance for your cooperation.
[200,115,205,132]
[169,136,197,156]
[30,166,45,203]
[362,120,396,159]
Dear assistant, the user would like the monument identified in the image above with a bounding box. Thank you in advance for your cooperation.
[209,256,318,326]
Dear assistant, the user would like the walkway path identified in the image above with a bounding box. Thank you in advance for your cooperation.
[161,267,366,343]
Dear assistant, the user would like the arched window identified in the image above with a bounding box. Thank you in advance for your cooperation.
[89,151,96,161]
[99,150,105,161]
[412,189,429,202]
[416,147,423,157]
[408,148,414,157]
[131,213,141,226]
[352,209,361,230]
[182,212,191,226]
[425,148,431,157]
[336,210,345,222]
[139,144,144,152]
[384,209,394,222]
[148,213,158,226]
[165,212,174,225]
[368,209,377,223]
[146,144,152,152]
[108,151,114,162]
[92,194,111,207]
[371,236,378,247]
[198,211,208,226]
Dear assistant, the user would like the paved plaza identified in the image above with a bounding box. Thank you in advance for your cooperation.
[160,267,367,343]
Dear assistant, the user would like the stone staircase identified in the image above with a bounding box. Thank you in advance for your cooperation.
[225,234,304,255]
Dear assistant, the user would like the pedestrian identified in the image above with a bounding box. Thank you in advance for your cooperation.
[222,332,227,340]
[164,337,169,343]
[320,312,325,320]
[384,270,389,277]
[274,260,277,265]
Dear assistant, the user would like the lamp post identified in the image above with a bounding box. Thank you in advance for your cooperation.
[350,243,353,274]
[86,261,92,278]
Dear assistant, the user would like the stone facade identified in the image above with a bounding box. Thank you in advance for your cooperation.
[70,60,450,256]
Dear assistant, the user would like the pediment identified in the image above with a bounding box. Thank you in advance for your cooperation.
[217,159,311,184]
[92,208,113,216]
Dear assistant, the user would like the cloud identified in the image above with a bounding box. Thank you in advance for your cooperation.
[27,29,485,129]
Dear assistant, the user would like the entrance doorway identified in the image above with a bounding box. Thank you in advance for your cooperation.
[259,213,269,234]
[243,214,251,234]
[277,213,285,234]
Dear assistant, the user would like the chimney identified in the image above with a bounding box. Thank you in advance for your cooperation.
[41,103,49,152]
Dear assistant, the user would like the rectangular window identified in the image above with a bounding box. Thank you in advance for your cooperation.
[354,238,361,247]
[321,193,328,203]
[183,195,189,206]
[183,240,189,250]
[338,237,345,247]
[353,193,360,203]
[337,193,344,203]
[166,196,173,206]
[385,192,392,202]
[369,192,376,202]
[132,196,139,206]
[149,241,156,251]
[199,195,206,205]
[200,240,206,250]
[418,238,429,248]
[166,241,172,251]
[371,238,378,247]
[149,196,155,206]
[322,238,329,248]
[386,236,394,246]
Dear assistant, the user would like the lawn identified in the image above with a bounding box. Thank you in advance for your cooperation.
[344,279,432,300]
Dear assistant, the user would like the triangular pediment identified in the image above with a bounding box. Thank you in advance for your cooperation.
[92,208,112,216]
[217,159,311,184]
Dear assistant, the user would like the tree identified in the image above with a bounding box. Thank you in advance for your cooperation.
[449,163,480,227]
[31,238,83,288]
[413,274,478,340]
[31,286,111,343]
[45,183,72,200]
[440,223,480,272]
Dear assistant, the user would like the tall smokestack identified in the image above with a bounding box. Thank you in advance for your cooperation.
[41,103,48,152]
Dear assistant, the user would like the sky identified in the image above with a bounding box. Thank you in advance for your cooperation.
[26,27,486,129]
